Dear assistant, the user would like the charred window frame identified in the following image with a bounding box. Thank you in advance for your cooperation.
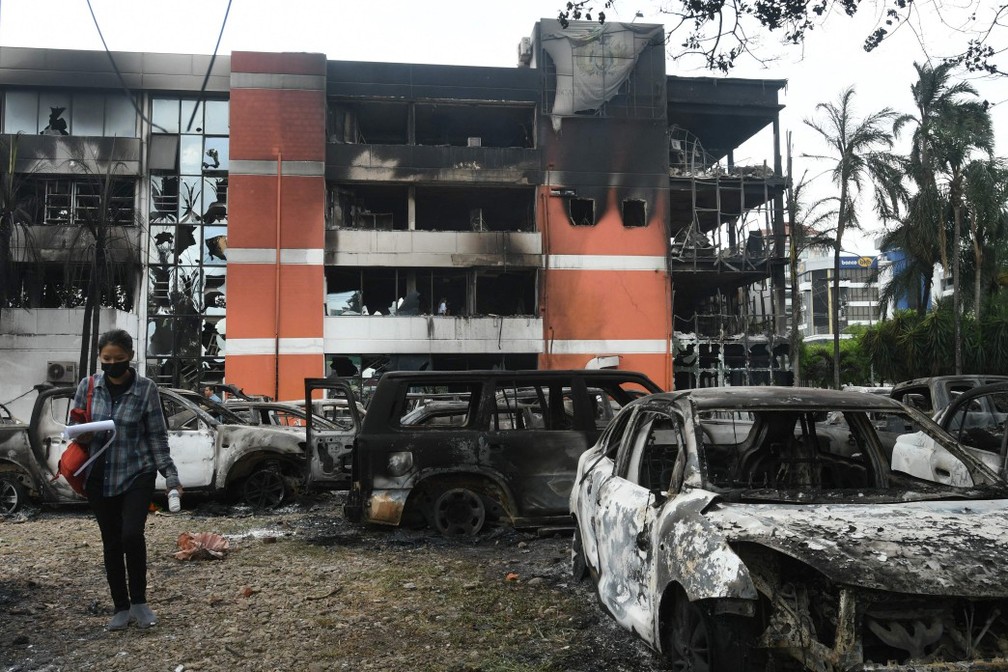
[621,199,647,228]
[569,198,595,227]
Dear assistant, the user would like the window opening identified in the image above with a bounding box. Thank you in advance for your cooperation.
[622,199,647,228]
[569,198,595,226]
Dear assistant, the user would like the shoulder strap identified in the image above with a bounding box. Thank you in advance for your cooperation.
[85,374,95,421]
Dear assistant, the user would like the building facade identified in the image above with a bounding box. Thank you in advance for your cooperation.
[0,19,787,416]
[795,253,882,342]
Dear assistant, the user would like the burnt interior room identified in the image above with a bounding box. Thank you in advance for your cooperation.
[327,184,409,230]
[415,186,534,232]
[328,100,409,144]
[474,270,536,316]
[325,267,536,317]
[414,103,534,148]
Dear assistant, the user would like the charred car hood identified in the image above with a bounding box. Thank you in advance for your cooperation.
[706,497,1008,598]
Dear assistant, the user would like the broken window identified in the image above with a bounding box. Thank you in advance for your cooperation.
[326,184,408,230]
[327,101,408,144]
[2,90,136,136]
[569,198,595,227]
[4,261,135,310]
[415,186,534,232]
[474,270,536,316]
[397,382,479,428]
[622,199,646,228]
[414,103,534,148]
[144,95,230,389]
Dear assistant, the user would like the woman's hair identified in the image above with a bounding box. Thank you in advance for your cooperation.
[97,329,133,354]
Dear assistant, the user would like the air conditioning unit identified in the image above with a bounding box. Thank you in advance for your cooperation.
[46,361,77,384]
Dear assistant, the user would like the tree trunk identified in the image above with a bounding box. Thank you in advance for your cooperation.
[832,184,848,390]
[971,206,982,325]
[952,173,963,375]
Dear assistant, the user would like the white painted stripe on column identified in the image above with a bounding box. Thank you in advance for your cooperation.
[230,160,325,177]
[547,255,666,271]
[547,339,670,354]
[226,338,324,356]
[227,248,324,265]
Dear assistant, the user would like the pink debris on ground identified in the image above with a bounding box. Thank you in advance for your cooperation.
[175,532,230,560]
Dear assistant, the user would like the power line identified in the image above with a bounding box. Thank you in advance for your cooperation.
[185,0,233,133]
[85,0,233,135]
[85,0,167,133]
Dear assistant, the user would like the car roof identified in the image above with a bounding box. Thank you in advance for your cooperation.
[891,375,1008,392]
[647,386,909,411]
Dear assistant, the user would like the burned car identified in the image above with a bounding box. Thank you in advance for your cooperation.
[570,386,1008,670]
[0,381,361,512]
[893,381,1008,485]
[345,369,662,535]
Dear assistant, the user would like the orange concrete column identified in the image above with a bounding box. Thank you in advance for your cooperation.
[225,52,328,400]
[538,186,673,390]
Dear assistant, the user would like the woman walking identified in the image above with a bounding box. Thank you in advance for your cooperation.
[71,329,181,630]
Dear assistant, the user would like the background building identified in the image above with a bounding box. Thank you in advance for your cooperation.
[794,252,882,342]
[0,18,788,418]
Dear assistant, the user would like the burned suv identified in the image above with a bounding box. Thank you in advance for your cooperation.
[344,369,661,535]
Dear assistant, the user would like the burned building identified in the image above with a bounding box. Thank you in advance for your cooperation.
[0,18,788,409]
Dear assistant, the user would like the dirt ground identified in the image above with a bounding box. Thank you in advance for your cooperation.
[0,493,665,672]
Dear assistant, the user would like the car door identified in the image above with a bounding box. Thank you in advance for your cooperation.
[592,407,684,647]
[159,390,216,489]
[941,382,1008,478]
[304,378,362,488]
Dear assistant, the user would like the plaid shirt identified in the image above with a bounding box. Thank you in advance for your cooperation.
[72,371,179,496]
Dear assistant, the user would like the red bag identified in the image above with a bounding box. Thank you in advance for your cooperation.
[55,375,94,495]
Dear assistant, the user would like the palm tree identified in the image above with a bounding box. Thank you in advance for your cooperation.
[894,61,993,373]
[785,159,835,386]
[805,87,904,389]
[893,62,978,272]
[876,187,942,316]
[962,159,1008,318]
[933,99,994,372]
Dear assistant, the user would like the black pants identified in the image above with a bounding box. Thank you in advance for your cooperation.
[86,473,156,612]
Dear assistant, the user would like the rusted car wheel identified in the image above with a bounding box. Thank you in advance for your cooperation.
[0,473,27,515]
[242,466,287,508]
[432,487,485,536]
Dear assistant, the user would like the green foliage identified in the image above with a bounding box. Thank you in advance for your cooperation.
[800,327,874,388]
[861,301,1008,382]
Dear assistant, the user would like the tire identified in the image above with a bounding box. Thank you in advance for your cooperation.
[242,466,288,508]
[571,524,589,582]
[0,473,28,515]
[432,487,486,536]
[660,586,762,672]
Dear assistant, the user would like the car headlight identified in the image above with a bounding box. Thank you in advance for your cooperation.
[387,451,414,477]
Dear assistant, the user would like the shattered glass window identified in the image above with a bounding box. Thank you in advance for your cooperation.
[146,96,229,388]
[398,383,479,428]
[3,90,137,136]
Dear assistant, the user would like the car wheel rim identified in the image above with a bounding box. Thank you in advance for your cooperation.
[671,598,711,672]
[0,480,18,514]
[244,469,285,508]
[433,488,485,536]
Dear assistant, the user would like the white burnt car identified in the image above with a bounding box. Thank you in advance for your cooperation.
[0,381,360,513]
[570,387,1008,671]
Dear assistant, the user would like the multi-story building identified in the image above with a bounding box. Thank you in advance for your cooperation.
[0,18,788,418]
[794,252,882,342]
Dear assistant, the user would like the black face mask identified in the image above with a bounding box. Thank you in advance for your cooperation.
[101,360,131,379]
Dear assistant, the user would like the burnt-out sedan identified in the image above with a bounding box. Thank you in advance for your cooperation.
[570,387,1008,671]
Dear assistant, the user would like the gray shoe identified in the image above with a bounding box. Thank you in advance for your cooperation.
[129,603,157,628]
[106,610,131,631]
